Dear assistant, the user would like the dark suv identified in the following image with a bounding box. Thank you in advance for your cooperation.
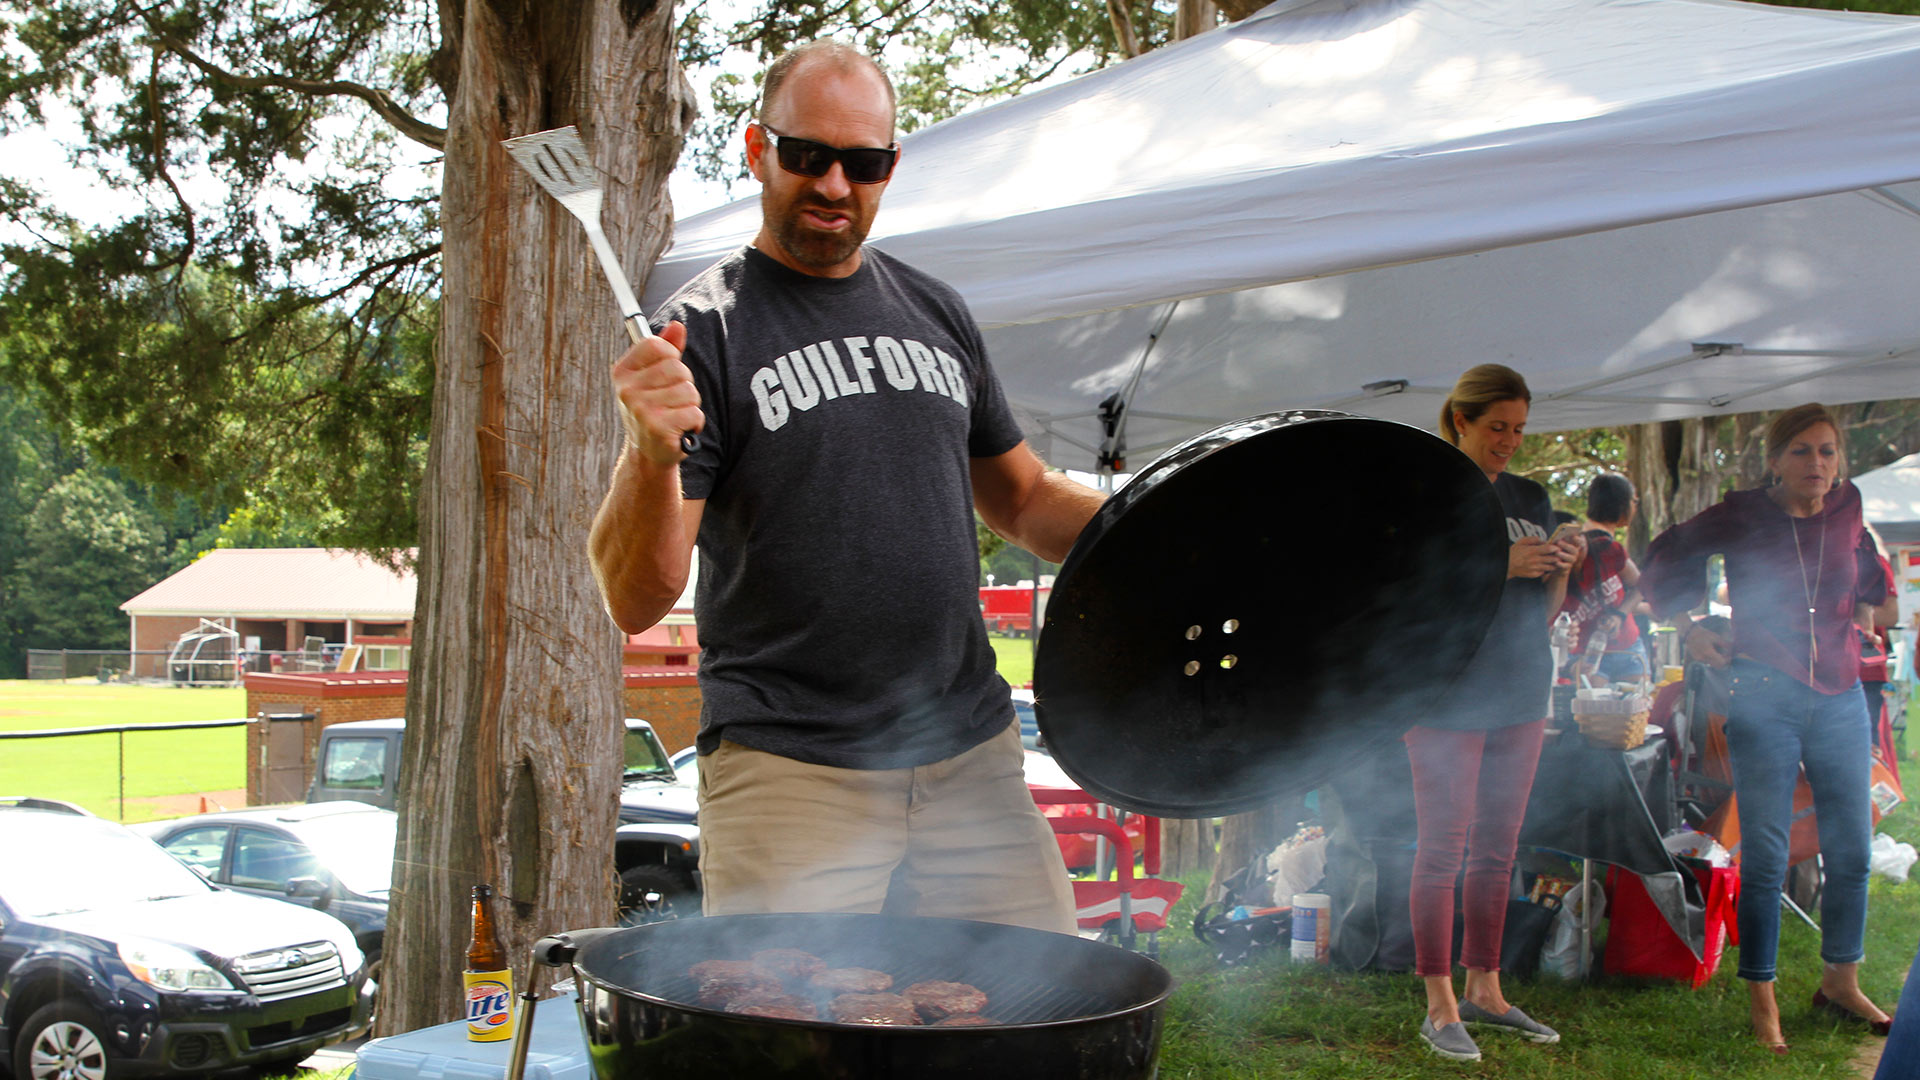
[0,808,373,1077]
[307,717,702,921]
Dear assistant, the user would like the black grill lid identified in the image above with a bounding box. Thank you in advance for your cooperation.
[1033,411,1509,817]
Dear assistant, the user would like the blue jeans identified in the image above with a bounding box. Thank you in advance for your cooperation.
[1724,658,1873,982]
[1874,934,1920,1079]
[1595,648,1648,683]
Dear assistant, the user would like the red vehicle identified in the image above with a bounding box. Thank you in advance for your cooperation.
[980,584,1050,636]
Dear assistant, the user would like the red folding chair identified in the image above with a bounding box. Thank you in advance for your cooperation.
[1044,813,1185,958]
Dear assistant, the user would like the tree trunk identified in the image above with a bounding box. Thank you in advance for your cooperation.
[1623,417,1722,558]
[382,0,692,1037]
[1206,796,1303,904]
[1174,0,1218,40]
[1159,817,1210,879]
[1106,0,1143,57]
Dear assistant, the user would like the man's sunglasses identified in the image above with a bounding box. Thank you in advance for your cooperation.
[758,124,899,185]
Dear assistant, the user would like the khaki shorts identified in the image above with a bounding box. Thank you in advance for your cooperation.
[696,723,1076,935]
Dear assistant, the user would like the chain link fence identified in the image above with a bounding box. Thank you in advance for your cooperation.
[24,648,326,684]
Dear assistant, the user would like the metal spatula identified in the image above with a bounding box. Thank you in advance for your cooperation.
[503,125,698,454]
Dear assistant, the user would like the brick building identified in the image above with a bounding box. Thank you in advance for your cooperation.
[126,547,708,804]
[118,548,416,678]
[239,634,703,805]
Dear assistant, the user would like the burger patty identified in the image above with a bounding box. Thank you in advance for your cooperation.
[691,962,784,1008]
[903,980,989,1021]
[750,948,827,984]
[810,967,893,994]
[828,992,922,1026]
[932,1014,1000,1027]
[687,959,762,985]
[724,990,819,1021]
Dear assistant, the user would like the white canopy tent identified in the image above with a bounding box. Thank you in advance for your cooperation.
[1858,451,1920,626]
[643,0,1920,474]
[1860,452,1920,542]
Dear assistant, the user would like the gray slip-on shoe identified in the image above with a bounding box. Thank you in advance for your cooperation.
[1459,1000,1561,1044]
[1419,1016,1482,1062]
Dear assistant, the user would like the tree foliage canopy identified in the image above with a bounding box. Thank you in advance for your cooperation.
[1,0,441,559]
[1,1,1211,558]
[16,468,164,650]
[676,1,1180,187]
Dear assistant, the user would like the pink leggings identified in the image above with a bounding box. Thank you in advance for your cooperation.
[1404,719,1547,977]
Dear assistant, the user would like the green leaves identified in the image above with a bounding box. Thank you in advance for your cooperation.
[1,0,442,562]
[16,468,164,651]
[675,1,1178,191]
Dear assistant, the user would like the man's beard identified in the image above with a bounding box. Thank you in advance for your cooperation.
[767,193,870,271]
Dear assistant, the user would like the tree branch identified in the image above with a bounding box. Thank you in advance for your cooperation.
[220,242,442,348]
[141,16,447,151]
[146,46,196,280]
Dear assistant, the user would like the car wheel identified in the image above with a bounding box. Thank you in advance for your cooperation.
[364,951,385,1024]
[617,865,697,926]
[16,1001,118,1080]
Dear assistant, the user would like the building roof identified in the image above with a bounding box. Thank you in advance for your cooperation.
[121,548,416,619]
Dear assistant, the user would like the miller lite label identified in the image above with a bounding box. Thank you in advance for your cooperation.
[464,968,515,1041]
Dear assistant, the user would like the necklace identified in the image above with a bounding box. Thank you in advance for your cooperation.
[1788,513,1825,682]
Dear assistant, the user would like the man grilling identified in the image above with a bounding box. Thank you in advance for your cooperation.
[588,40,1102,933]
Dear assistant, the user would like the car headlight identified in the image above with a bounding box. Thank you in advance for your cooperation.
[330,929,366,973]
[118,939,237,992]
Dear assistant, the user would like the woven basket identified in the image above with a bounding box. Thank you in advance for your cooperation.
[1575,710,1648,750]
[1572,695,1651,750]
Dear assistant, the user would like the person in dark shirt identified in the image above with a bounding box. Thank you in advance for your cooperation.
[1408,364,1581,1062]
[1642,403,1895,1053]
[588,41,1103,932]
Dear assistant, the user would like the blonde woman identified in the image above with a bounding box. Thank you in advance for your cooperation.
[1409,364,1579,1062]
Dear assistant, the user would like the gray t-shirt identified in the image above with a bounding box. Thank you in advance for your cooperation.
[659,246,1025,769]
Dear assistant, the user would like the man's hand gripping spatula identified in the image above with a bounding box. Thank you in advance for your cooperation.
[501,125,700,455]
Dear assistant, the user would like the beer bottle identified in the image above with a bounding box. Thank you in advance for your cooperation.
[464,884,516,1042]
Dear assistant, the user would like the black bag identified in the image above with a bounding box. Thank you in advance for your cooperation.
[1191,900,1291,968]
[1499,898,1559,981]
[1191,861,1291,967]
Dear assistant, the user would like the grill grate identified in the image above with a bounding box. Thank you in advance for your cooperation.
[654,947,1127,1026]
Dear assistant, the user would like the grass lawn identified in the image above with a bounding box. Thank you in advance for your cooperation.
[0,679,248,821]
[989,631,1038,688]
[1149,748,1920,1079]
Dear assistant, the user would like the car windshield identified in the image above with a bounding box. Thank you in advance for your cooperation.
[623,724,676,780]
[0,817,212,917]
[320,737,390,790]
[293,813,398,896]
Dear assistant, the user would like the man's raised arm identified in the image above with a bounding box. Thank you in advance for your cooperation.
[589,321,707,633]
[970,443,1106,565]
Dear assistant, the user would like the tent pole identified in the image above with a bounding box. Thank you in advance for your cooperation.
[1098,302,1180,475]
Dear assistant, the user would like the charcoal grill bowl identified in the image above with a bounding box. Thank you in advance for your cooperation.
[571,912,1172,1079]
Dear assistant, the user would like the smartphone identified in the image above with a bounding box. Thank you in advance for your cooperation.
[1549,522,1582,544]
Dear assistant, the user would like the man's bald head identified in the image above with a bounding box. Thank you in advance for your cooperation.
[758,41,897,139]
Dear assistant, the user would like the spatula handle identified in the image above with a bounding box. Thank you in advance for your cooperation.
[622,315,700,455]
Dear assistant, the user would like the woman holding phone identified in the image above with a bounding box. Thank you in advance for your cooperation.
[1642,403,1893,1053]
[1409,364,1582,1062]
